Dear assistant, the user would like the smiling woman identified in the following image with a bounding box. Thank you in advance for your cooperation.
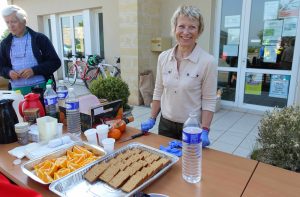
[141,5,217,144]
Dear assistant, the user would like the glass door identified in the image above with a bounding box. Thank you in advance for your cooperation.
[240,0,299,109]
[216,0,243,104]
[216,0,300,110]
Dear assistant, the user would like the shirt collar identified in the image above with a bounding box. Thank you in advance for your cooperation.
[13,27,28,38]
[169,43,200,64]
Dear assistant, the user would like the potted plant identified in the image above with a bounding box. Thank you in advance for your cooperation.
[251,106,300,172]
[89,77,130,109]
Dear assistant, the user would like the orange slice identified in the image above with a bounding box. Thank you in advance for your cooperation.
[36,169,53,183]
[55,156,67,168]
[67,161,81,171]
[54,168,71,180]
[34,160,52,171]
[45,164,58,177]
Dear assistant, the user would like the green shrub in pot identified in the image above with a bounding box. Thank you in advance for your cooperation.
[251,106,300,172]
[89,77,130,108]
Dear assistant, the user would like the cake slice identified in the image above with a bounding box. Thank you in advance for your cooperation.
[99,164,120,183]
[84,162,109,183]
[121,171,144,192]
[108,170,130,188]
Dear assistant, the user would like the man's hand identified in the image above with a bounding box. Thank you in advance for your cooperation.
[201,129,210,147]
[9,70,21,80]
[19,68,34,79]
[141,118,156,132]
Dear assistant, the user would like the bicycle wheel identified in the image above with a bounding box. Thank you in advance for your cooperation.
[67,63,77,86]
[84,67,100,89]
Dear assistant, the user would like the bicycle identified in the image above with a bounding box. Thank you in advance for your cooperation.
[83,55,121,89]
[66,53,90,86]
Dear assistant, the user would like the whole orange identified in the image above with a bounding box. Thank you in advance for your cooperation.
[111,119,126,133]
[118,122,126,133]
[108,128,122,140]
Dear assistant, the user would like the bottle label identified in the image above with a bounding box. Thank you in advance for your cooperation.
[57,90,68,100]
[182,127,202,144]
[44,96,58,105]
[66,101,79,110]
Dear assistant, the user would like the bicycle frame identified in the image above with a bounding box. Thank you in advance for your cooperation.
[83,58,121,90]
[66,56,90,85]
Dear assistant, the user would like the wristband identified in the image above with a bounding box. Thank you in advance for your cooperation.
[202,127,210,132]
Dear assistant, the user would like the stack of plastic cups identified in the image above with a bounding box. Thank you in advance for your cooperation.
[84,128,98,145]
[96,124,109,146]
[14,122,30,145]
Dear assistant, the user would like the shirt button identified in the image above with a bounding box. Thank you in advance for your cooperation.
[174,90,177,93]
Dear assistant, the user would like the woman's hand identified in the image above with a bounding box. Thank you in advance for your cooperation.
[19,68,34,79]
[9,70,21,80]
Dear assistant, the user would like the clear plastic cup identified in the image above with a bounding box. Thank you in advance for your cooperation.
[101,138,115,153]
[84,129,98,145]
[96,124,109,145]
[57,123,64,137]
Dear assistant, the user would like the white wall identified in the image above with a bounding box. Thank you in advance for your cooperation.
[11,0,120,65]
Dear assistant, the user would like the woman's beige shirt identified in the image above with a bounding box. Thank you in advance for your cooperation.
[153,43,218,123]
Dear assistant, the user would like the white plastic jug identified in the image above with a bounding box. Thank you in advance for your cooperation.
[0,91,24,122]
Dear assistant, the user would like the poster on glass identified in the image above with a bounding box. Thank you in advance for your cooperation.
[245,73,263,95]
[269,74,290,99]
[278,0,300,18]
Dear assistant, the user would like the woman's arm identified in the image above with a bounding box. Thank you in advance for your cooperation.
[150,100,161,119]
[201,110,214,129]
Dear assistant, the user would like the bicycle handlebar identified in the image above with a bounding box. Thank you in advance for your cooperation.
[66,52,85,60]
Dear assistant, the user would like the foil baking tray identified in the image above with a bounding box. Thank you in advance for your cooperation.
[21,141,106,185]
[49,142,179,197]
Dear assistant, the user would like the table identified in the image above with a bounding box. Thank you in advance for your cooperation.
[242,162,300,197]
[0,127,258,196]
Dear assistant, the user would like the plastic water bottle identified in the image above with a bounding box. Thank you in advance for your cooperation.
[56,80,68,107]
[65,88,81,137]
[44,84,58,119]
[182,112,202,183]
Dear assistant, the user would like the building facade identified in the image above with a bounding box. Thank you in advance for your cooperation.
[6,0,300,111]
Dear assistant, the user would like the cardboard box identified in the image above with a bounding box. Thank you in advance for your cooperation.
[60,99,123,132]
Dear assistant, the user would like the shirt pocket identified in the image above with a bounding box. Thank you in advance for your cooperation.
[162,69,175,88]
[181,71,201,90]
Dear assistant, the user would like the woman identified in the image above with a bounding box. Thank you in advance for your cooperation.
[0,5,61,95]
[141,5,217,147]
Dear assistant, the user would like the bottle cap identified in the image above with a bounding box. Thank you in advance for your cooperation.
[46,79,53,85]
[59,80,64,84]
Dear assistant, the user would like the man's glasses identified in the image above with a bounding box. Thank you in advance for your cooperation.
[11,33,28,58]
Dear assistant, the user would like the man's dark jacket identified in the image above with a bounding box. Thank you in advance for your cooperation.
[0,27,61,88]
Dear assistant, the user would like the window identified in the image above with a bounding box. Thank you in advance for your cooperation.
[59,10,104,80]
[98,13,104,58]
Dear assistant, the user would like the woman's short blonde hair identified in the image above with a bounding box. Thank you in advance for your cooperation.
[171,5,204,37]
[1,5,27,23]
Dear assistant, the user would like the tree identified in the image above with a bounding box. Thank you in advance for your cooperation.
[0,29,9,42]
